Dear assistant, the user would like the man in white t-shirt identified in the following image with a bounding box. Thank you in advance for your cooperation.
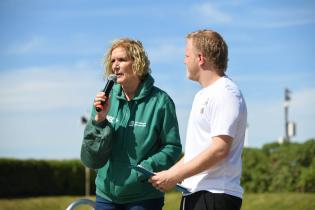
[149,29,247,210]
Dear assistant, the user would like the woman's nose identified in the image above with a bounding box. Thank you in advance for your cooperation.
[113,61,119,69]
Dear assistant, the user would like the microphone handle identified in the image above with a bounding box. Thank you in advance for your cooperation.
[95,80,115,112]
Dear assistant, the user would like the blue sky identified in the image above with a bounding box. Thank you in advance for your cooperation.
[0,0,314,159]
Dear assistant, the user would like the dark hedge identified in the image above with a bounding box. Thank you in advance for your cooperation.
[0,159,96,197]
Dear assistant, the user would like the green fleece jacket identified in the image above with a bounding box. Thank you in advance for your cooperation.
[81,75,182,203]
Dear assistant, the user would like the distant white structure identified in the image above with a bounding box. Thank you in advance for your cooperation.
[278,136,285,144]
[280,88,296,144]
[244,124,249,147]
[81,110,91,196]
[288,122,296,138]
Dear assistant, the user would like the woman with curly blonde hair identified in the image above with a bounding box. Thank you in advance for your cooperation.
[81,38,182,210]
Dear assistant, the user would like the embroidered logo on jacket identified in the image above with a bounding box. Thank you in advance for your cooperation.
[128,121,147,127]
[106,115,119,123]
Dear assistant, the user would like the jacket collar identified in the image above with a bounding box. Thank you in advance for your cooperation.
[113,74,154,101]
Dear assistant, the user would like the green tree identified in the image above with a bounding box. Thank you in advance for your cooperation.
[242,148,271,192]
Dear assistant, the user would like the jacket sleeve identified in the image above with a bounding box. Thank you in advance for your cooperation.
[80,115,114,169]
[138,97,182,179]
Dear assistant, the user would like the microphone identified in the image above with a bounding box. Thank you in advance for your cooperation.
[95,74,117,112]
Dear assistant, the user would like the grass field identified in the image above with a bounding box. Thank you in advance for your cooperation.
[0,192,314,210]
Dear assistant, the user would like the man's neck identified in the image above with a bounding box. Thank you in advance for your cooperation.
[199,69,223,88]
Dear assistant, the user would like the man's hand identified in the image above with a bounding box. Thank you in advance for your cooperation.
[149,169,181,192]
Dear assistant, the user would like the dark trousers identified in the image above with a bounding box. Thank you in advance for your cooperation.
[95,195,164,210]
[180,191,242,210]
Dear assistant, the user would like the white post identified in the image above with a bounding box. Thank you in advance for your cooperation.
[85,166,90,196]
[81,112,90,196]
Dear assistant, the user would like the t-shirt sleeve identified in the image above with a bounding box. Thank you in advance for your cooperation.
[207,92,241,139]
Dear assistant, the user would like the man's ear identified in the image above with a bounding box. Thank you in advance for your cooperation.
[198,53,206,65]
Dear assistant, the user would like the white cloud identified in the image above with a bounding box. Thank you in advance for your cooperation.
[290,88,315,141]
[7,36,45,54]
[255,7,315,28]
[230,4,315,29]
[234,74,294,83]
[189,2,315,29]
[148,44,184,63]
[5,35,102,55]
[192,3,232,24]
[246,98,283,147]
[291,88,315,111]
[246,87,315,147]
[0,62,105,159]
[0,63,104,112]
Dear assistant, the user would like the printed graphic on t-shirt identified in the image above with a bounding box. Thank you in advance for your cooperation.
[200,98,209,114]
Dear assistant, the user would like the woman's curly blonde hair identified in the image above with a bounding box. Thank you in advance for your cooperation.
[104,38,151,80]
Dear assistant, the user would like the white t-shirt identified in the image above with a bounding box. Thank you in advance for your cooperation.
[182,76,247,198]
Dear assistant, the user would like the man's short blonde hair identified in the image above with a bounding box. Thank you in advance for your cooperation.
[187,29,228,76]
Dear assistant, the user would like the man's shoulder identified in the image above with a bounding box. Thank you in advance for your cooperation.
[217,77,241,96]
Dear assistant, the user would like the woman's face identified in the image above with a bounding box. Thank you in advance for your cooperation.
[111,47,138,87]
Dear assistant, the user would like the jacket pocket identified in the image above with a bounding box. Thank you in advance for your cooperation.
[103,161,144,199]
[114,168,144,198]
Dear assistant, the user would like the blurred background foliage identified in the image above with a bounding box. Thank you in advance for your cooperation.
[241,139,315,193]
[0,139,314,197]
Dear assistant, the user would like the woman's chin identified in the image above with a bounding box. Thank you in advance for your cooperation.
[116,79,125,85]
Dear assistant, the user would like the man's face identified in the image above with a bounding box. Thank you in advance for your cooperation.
[184,39,199,81]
